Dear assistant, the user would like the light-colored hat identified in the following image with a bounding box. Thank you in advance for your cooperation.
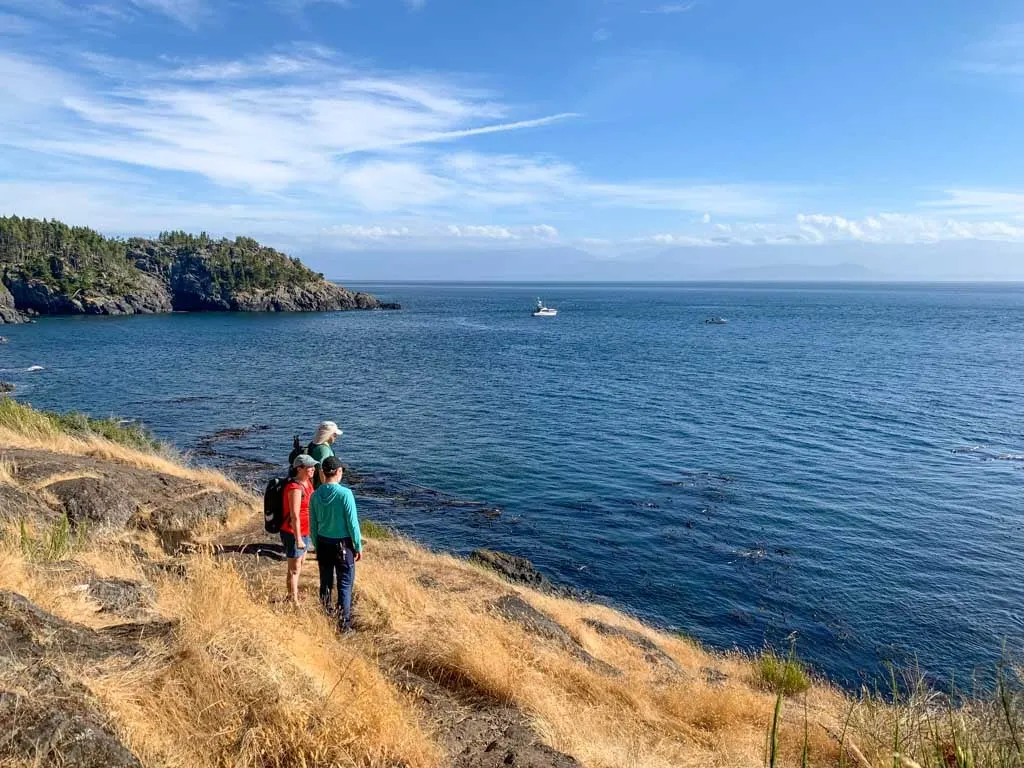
[292,454,318,469]
[312,421,343,444]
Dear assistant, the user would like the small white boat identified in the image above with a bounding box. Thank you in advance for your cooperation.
[705,317,728,325]
[532,299,558,317]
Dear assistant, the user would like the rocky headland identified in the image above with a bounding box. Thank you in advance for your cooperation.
[0,216,396,323]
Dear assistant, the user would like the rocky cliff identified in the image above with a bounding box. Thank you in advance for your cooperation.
[0,216,393,322]
[0,281,26,324]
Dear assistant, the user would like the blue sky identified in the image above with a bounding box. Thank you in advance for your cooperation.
[2,0,1024,278]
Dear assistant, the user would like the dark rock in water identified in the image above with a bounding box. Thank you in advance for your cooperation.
[581,618,682,673]
[469,549,580,598]
[490,595,619,676]
[0,381,13,393]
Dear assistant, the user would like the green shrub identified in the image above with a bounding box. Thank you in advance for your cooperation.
[361,519,393,540]
[0,396,164,453]
[757,649,811,696]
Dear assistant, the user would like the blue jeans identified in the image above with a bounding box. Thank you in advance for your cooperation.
[316,536,355,629]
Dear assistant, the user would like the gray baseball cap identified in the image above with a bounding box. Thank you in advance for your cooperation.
[292,453,318,469]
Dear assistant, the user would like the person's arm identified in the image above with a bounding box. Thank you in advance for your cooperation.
[344,488,362,558]
[309,493,319,550]
[287,487,304,549]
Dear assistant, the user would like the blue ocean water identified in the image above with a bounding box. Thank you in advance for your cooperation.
[3,282,1023,686]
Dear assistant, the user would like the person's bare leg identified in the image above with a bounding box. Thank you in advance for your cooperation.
[287,557,302,604]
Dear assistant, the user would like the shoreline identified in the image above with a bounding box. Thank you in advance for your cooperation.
[1,397,1021,767]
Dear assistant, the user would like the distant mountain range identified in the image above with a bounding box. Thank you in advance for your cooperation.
[708,262,886,281]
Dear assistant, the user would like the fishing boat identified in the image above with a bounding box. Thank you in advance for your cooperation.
[532,299,558,317]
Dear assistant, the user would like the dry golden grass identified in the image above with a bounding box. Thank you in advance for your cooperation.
[350,537,848,768]
[3,405,1019,768]
[84,558,441,768]
[0,457,17,486]
[27,469,104,490]
[0,424,242,494]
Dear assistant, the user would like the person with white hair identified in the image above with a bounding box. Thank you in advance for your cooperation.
[308,420,342,489]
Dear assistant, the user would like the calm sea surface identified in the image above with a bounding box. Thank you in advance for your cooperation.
[3,282,1023,685]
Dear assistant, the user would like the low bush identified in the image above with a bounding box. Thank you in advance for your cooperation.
[757,649,812,696]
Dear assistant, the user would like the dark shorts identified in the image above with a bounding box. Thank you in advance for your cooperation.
[280,531,311,559]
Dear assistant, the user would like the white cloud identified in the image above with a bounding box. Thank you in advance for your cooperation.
[0,49,789,218]
[318,222,559,249]
[128,0,207,26]
[0,0,208,27]
[275,0,351,12]
[920,188,1024,216]
[641,2,696,15]
[795,212,1024,244]
[0,50,577,197]
[448,224,516,239]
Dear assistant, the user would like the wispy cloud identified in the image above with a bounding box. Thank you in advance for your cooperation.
[641,2,696,15]
[959,23,1024,79]
[0,49,576,192]
[274,0,422,14]
[128,0,208,26]
[920,187,1024,216]
[0,0,209,27]
[0,46,785,221]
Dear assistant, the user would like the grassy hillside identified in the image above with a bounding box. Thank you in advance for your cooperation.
[0,399,1020,768]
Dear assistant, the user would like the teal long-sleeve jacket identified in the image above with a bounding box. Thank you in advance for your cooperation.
[309,482,362,553]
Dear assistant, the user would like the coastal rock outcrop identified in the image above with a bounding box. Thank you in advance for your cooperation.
[469,548,582,598]
[0,281,26,324]
[0,216,394,319]
[0,447,252,551]
[0,590,170,768]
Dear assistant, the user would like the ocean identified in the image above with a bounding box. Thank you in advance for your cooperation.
[3,282,1022,686]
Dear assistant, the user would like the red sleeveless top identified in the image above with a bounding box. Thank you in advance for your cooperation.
[280,479,312,536]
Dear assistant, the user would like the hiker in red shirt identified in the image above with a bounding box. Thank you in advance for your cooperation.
[281,454,317,605]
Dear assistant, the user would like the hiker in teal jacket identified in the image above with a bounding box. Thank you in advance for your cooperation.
[309,456,362,629]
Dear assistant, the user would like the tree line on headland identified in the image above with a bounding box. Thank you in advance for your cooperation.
[0,215,390,323]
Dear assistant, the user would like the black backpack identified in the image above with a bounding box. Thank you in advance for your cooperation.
[287,435,306,466]
[263,477,290,534]
[266,436,313,533]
